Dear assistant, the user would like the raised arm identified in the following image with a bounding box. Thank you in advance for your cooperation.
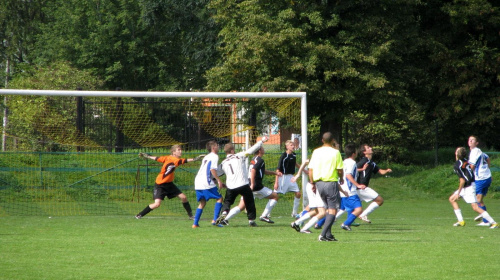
[292,159,309,183]
[139,153,157,161]
[237,136,269,157]
[186,154,205,163]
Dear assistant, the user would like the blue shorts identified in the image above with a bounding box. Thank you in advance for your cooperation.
[196,187,222,202]
[339,197,348,211]
[343,195,362,213]
[475,177,491,196]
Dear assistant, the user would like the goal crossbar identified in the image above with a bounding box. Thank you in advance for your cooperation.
[0,88,309,193]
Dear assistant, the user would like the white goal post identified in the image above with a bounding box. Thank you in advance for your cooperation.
[0,88,309,196]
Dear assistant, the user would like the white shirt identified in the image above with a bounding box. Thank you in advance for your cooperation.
[341,158,358,196]
[220,141,264,189]
[469,147,491,180]
[194,152,219,190]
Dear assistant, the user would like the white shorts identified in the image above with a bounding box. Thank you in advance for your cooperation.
[306,183,325,208]
[453,183,477,204]
[277,174,300,194]
[253,187,274,200]
[356,187,379,202]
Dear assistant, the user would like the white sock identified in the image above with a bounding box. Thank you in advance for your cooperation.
[292,197,301,215]
[301,216,319,231]
[361,202,380,217]
[226,207,241,221]
[454,209,463,222]
[336,209,345,219]
[481,211,495,224]
[295,213,311,224]
[261,199,278,217]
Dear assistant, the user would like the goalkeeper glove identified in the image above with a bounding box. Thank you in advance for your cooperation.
[193,154,205,161]
[139,152,150,159]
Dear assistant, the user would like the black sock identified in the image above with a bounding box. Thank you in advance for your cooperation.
[138,206,153,217]
[183,202,193,217]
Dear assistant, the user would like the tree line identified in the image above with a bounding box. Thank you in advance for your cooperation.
[1,0,499,161]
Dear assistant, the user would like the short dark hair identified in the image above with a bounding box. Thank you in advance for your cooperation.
[322,132,334,144]
[456,147,467,160]
[359,143,369,153]
[206,140,217,153]
[344,143,356,157]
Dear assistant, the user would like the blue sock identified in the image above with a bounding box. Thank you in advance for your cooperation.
[213,202,223,221]
[194,208,203,226]
[479,204,488,223]
[317,217,326,227]
[344,213,357,226]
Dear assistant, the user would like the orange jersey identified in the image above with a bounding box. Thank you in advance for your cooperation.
[155,155,187,184]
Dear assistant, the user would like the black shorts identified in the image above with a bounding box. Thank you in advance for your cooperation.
[153,182,182,200]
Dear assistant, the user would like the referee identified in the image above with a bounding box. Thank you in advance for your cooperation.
[308,132,344,242]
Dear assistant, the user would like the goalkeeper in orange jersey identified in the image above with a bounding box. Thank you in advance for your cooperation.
[135,145,204,220]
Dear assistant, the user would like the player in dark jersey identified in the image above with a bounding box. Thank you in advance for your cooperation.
[275,140,302,217]
[449,147,497,228]
[356,144,392,223]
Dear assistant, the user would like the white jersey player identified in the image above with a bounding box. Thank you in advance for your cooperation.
[468,135,493,225]
[215,136,269,227]
[192,140,225,228]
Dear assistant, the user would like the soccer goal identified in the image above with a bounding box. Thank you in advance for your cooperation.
[0,89,308,217]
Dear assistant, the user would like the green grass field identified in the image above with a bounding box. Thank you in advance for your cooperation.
[1,199,499,280]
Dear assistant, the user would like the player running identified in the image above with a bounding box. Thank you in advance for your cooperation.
[192,140,226,228]
[356,144,392,223]
[449,147,498,229]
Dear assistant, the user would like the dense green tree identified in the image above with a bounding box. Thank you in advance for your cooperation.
[34,0,219,92]
[420,0,500,149]
[34,0,159,90]
[140,0,220,91]
[7,61,104,151]
[206,0,432,153]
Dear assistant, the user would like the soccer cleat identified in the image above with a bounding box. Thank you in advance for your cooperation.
[300,229,312,234]
[189,215,195,220]
[220,220,229,226]
[318,235,338,242]
[314,224,322,230]
[474,215,482,222]
[351,222,361,227]
[453,221,465,227]
[192,225,200,228]
[341,224,352,231]
[215,213,227,225]
[249,221,258,227]
[135,214,142,219]
[325,235,338,241]
[212,222,223,228]
[359,216,371,223]
[490,223,499,229]
[476,222,491,227]
[259,216,275,223]
[290,222,300,232]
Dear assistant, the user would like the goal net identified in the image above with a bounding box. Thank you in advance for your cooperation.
[0,90,308,217]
